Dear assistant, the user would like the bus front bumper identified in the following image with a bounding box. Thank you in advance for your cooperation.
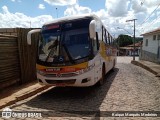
[37,69,96,87]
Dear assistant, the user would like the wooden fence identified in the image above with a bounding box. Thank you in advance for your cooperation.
[0,28,40,89]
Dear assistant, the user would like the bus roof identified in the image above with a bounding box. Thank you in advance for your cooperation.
[43,13,100,26]
[42,13,113,38]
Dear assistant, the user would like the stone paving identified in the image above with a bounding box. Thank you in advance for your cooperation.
[1,57,160,120]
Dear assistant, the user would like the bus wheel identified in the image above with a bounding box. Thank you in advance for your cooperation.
[98,64,105,86]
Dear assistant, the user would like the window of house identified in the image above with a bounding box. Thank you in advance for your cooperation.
[145,39,148,46]
[153,35,156,40]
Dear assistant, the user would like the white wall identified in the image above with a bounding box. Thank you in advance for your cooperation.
[142,33,160,54]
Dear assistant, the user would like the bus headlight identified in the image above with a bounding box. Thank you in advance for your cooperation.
[76,64,95,75]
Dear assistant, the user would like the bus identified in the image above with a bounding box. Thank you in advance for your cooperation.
[27,14,117,87]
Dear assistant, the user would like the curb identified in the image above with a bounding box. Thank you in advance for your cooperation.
[131,60,158,76]
[0,85,51,109]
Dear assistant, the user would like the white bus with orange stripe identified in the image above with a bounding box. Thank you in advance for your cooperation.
[27,14,117,87]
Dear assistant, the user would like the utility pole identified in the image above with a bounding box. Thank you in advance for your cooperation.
[126,19,137,60]
[118,36,120,56]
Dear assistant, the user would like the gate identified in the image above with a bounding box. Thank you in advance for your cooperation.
[0,28,40,89]
[0,34,20,88]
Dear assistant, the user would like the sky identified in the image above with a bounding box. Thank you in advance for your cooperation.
[0,0,160,37]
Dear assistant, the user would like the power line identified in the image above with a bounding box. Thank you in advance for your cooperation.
[140,3,160,33]
[142,15,160,33]
[141,3,160,26]
[117,27,133,36]
[150,16,160,26]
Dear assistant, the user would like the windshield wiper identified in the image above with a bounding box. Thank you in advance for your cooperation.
[62,44,75,64]
[45,37,59,62]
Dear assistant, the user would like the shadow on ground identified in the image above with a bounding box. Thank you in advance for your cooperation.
[25,68,119,118]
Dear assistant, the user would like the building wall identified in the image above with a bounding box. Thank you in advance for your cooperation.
[142,34,159,54]
[140,50,160,64]
[140,32,160,64]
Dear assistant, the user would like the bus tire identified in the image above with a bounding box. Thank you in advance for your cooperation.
[98,64,105,86]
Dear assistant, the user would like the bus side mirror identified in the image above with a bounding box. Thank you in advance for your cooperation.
[27,29,41,45]
[89,20,96,39]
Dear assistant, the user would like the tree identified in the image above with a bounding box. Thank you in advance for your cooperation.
[116,34,133,47]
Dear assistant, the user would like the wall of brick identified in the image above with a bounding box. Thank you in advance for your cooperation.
[0,28,18,36]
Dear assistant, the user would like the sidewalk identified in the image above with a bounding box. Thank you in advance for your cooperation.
[131,60,160,77]
[0,81,52,110]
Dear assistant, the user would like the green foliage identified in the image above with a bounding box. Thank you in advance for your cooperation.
[116,34,133,47]
[135,37,143,43]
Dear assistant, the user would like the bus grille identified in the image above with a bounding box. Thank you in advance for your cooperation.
[44,73,78,77]
[61,73,78,77]
[45,79,76,84]
[45,74,57,77]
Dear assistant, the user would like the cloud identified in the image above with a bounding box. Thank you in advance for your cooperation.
[64,4,91,16]
[0,6,53,28]
[102,0,160,36]
[38,4,45,9]
[4,0,160,37]
[131,0,147,14]
[93,9,109,20]
[133,0,160,34]
[2,6,9,14]
[143,0,160,8]
[61,0,160,37]
[105,0,129,17]
[93,8,144,37]
[44,0,77,6]
[62,2,136,37]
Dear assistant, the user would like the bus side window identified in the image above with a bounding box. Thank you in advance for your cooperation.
[96,32,99,50]
[102,26,104,41]
[92,32,99,54]
[110,36,113,45]
[102,27,106,43]
[105,29,108,44]
[108,33,111,45]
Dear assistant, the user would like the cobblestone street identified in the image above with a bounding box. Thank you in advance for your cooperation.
[4,57,160,120]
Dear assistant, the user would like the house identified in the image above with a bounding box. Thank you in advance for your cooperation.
[119,41,142,56]
[140,28,160,64]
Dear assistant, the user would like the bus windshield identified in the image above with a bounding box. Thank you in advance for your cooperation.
[39,32,60,62]
[62,28,90,60]
[38,19,91,66]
